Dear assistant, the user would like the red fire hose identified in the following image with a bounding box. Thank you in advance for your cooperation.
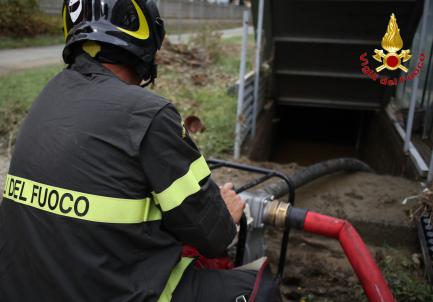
[183,210,395,302]
[303,211,395,302]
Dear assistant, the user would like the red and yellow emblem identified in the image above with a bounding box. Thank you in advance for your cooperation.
[373,13,411,72]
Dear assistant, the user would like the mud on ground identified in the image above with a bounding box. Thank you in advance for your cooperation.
[212,157,425,302]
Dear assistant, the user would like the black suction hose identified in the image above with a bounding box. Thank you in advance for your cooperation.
[265,158,373,278]
[264,158,373,199]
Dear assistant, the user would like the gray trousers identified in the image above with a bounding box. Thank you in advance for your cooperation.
[172,265,257,302]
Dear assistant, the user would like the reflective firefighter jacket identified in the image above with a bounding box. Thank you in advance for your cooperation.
[0,54,236,301]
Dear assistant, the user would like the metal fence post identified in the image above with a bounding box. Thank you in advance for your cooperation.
[234,10,250,159]
[404,0,430,152]
[424,0,433,181]
[252,0,264,137]
[428,150,433,183]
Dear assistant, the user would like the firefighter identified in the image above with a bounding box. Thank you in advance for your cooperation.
[0,0,280,301]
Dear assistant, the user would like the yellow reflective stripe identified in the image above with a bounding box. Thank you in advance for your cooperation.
[157,257,193,302]
[62,5,69,40]
[116,0,150,40]
[3,174,161,224]
[152,155,211,212]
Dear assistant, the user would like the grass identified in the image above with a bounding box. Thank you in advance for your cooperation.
[0,32,254,157]
[0,65,64,139]
[0,35,64,49]
[0,12,63,49]
[377,247,433,302]
[300,246,433,302]
[153,32,255,156]
[154,74,237,155]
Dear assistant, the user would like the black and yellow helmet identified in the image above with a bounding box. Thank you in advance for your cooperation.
[62,0,165,85]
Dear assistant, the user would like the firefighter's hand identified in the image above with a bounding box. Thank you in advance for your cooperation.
[220,183,246,225]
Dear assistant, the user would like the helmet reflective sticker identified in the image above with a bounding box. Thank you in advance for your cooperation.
[68,0,83,23]
[116,0,150,40]
[62,5,72,40]
[62,0,165,83]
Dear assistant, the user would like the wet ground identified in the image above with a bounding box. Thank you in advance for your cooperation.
[212,157,422,302]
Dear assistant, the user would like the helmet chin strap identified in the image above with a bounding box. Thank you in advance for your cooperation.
[140,77,153,88]
[140,63,157,88]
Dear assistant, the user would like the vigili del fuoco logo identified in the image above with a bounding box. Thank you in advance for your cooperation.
[360,13,425,86]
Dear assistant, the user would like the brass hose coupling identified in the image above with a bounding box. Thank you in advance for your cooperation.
[263,200,290,229]
[263,200,308,230]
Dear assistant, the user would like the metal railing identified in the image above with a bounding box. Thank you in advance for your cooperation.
[234,5,265,159]
[394,0,433,181]
[234,70,266,158]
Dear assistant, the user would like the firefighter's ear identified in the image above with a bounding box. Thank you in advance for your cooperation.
[183,116,205,135]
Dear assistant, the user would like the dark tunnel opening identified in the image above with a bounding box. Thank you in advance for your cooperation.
[270,106,370,166]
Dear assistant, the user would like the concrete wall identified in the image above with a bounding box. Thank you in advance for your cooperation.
[37,0,63,15]
[39,0,244,20]
[159,0,243,20]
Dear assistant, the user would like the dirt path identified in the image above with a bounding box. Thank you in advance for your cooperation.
[0,27,249,76]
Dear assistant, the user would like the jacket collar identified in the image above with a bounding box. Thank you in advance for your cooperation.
[70,53,115,77]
